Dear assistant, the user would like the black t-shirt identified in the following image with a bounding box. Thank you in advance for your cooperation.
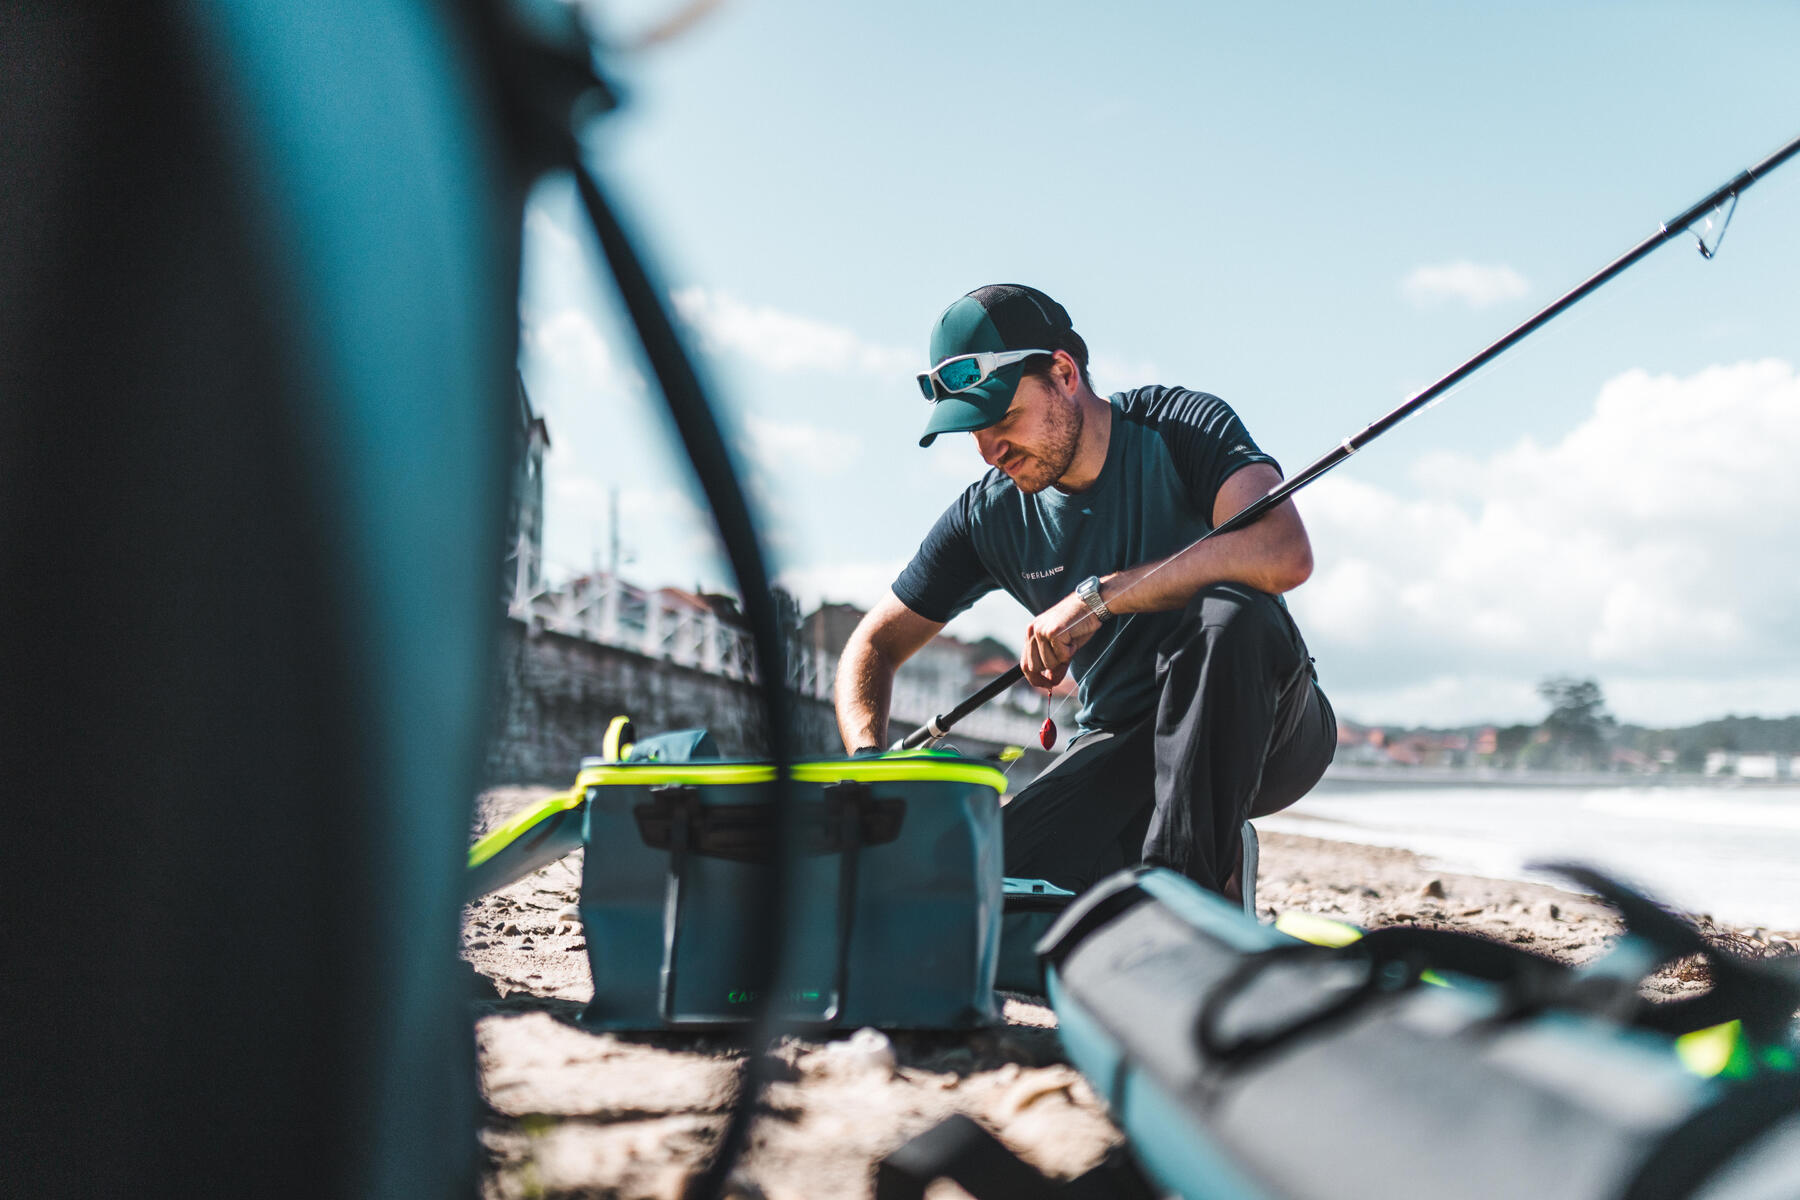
[894,386,1278,731]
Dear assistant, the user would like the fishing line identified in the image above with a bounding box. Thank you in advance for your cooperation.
[901,130,1800,751]
[1036,202,1687,647]
[946,265,1647,775]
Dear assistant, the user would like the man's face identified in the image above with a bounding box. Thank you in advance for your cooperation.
[970,370,1083,494]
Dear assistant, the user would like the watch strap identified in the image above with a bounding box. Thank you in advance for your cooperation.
[1077,575,1112,622]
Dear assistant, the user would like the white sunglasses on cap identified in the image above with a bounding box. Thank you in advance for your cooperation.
[916,348,1052,402]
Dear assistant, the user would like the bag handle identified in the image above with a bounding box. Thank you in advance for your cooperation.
[645,782,899,1026]
[633,784,903,861]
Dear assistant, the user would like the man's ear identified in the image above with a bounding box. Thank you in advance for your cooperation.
[1054,349,1078,393]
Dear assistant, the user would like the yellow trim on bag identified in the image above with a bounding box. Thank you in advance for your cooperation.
[1274,911,1365,948]
[569,758,1008,794]
[1675,1020,1743,1078]
[794,759,1008,790]
[602,714,634,763]
[466,788,584,869]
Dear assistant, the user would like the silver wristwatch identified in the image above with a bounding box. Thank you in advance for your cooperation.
[1075,575,1113,622]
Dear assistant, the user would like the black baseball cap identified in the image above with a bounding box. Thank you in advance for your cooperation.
[918,284,1076,447]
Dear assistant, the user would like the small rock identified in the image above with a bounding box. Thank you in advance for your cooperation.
[997,1069,1075,1118]
[556,904,581,925]
[467,939,490,950]
[566,941,587,952]
[500,923,521,937]
[1458,908,1484,917]
[819,1027,897,1076]
[1419,879,1446,900]
[1541,902,1561,920]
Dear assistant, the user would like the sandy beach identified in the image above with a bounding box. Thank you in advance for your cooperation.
[465,786,1797,1200]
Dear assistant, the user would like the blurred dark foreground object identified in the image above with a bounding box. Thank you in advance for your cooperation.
[0,3,585,1194]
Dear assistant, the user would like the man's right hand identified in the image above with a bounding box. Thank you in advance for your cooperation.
[1020,590,1102,689]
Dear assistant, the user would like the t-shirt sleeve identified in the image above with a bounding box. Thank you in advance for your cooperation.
[891,488,997,623]
[1148,388,1280,519]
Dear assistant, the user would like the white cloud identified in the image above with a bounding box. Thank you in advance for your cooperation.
[1285,359,1800,726]
[524,203,580,260]
[741,414,863,476]
[521,307,644,394]
[1401,260,1530,309]
[671,286,915,376]
[548,468,606,510]
[776,560,910,613]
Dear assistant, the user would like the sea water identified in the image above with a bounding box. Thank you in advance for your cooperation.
[1259,777,1800,929]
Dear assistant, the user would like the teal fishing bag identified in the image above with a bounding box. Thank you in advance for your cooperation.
[881,864,1800,1199]
[997,878,1077,995]
[578,753,1007,1030]
[1031,866,1800,1200]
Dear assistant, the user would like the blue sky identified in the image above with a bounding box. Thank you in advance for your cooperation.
[519,0,1800,727]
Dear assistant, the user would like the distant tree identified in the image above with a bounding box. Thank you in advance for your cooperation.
[1494,724,1535,765]
[1536,675,1613,769]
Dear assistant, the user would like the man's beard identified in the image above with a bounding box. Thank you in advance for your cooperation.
[1007,397,1084,494]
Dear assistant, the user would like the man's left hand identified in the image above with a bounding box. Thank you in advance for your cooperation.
[1021,591,1102,690]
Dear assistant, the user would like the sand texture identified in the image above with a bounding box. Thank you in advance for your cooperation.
[465,787,1797,1200]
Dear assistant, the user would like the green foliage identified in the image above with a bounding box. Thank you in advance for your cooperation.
[1345,691,1800,774]
[1494,724,1535,761]
[1535,675,1614,768]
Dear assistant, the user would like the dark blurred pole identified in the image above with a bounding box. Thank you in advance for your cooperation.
[1,3,528,1194]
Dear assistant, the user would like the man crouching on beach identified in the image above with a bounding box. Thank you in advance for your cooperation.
[833,284,1337,902]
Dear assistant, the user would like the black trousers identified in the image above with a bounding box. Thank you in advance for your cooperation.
[1001,582,1337,896]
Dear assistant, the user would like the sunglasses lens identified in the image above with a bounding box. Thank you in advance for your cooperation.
[917,373,939,401]
[936,358,984,393]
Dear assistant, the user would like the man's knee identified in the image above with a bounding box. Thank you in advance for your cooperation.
[1169,583,1290,659]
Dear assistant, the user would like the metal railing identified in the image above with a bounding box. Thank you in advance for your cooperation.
[504,535,1044,744]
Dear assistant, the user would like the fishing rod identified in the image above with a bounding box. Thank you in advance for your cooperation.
[900,129,1800,752]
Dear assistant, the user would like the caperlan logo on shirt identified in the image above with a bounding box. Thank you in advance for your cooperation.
[1021,565,1066,580]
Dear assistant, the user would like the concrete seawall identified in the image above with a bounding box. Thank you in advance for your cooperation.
[484,618,1050,784]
